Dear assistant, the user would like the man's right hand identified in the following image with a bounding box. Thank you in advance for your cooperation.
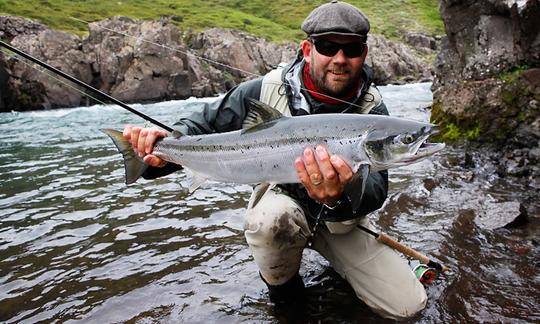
[123,125,168,168]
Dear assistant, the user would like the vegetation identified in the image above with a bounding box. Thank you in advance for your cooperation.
[0,0,444,42]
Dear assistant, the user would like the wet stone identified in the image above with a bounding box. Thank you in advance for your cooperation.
[474,201,528,229]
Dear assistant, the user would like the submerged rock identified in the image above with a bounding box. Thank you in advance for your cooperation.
[474,201,528,229]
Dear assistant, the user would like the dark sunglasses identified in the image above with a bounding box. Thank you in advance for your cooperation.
[310,38,366,58]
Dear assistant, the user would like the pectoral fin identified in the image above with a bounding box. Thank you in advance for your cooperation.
[247,182,275,209]
[349,163,370,212]
[188,171,209,192]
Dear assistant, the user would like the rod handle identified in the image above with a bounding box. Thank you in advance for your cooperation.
[377,232,450,272]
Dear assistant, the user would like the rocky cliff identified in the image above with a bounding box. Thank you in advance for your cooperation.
[431,0,540,178]
[0,16,434,111]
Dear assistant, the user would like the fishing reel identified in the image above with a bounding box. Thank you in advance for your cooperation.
[413,264,438,285]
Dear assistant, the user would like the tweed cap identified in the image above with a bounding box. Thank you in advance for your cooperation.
[302,1,370,39]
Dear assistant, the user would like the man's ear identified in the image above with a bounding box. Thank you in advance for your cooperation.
[301,40,312,63]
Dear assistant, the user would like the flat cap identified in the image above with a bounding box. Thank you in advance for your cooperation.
[301,1,370,38]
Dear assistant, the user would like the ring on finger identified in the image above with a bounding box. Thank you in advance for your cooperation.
[310,173,323,186]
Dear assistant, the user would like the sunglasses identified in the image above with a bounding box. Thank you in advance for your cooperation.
[311,38,366,58]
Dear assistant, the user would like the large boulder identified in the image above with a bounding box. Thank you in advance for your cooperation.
[367,34,433,84]
[433,0,540,87]
[83,17,192,103]
[0,17,91,110]
[187,28,297,93]
[432,0,540,147]
[431,0,540,181]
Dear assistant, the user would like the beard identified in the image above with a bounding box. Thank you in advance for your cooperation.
[310,63,363,98]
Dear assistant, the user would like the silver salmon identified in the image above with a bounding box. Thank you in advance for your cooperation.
[102,98,444,191]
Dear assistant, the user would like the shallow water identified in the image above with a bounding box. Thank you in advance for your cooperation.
[1,83,538,323]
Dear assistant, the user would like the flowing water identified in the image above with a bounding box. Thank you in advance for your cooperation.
[1,83,538,323]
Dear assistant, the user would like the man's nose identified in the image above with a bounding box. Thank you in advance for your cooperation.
[332,49,348,63]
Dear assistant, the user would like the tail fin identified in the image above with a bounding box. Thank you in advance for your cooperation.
[101,129,148,184]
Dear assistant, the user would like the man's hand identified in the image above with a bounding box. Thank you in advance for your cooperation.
[123,125,168,168]
[295,145,354,206]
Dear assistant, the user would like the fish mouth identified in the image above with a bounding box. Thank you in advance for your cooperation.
[403,126,445,163]
[416,142,445,156]
[401,142,445,164]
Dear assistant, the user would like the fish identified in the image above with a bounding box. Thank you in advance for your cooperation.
[101,98,444,206]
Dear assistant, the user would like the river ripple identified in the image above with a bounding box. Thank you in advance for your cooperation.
[0,83,538,323]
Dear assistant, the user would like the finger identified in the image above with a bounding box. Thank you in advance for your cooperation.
[123,124,133,140]
[130,127,142,151]
[145,128,166,155]
[303,147,323,185]
[137,128,148,157]
[315,145,338,184]
[295,157,310,186]
[330,155,354,184]
[143,154,166,167]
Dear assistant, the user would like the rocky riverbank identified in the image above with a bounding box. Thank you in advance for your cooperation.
[431,0,540,183]
[0,15,435,112]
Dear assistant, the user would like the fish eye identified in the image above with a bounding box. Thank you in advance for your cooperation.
[402,134,415,144]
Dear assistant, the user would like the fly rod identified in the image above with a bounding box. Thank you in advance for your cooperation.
[357,224,449,272]
[0,40,174,132]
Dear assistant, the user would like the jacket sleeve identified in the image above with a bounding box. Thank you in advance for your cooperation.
[142,78,263,179]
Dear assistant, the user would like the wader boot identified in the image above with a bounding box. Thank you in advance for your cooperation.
[260,272,305,305]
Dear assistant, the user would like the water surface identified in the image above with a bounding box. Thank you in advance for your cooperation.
[1,83,538,323]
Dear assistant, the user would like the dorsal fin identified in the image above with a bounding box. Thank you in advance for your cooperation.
[171,130,184,138]
[242,98,287,133]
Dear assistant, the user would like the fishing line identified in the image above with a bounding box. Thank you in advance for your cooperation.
[0,40,174,132]
[69,16,366,110]
[70,16,261,78]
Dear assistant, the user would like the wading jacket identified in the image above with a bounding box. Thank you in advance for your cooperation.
[144,56,389,223]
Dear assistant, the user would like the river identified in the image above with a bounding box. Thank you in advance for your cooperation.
[1,83,538,323]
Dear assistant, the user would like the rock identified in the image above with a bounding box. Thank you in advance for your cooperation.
[0,16,45,40]
[366,34,433,85]
[83,17,191,103]
[188,28,296,86]
[432,0,540,159]
[0,53,11,110]
[403,32,439,56]
[434,0,540,84]
[0,15,435,110]
[474,200,528,229]
[4,27,91,110]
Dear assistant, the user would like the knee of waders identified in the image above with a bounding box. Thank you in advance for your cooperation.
[244,194,306,248]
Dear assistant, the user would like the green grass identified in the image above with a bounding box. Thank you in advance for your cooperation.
[0,0,443,42]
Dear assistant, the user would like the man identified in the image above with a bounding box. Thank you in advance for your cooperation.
[124,1,427,320]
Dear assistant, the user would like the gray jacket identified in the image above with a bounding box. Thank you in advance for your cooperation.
[144,58,389,223]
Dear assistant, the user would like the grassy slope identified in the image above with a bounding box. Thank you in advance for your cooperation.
[0,0,443,42]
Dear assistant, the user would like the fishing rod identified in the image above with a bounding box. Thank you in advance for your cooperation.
[357,224,449,283]
[0,40,174,132]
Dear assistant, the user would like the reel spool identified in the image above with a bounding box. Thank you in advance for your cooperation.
[413,264,438,285]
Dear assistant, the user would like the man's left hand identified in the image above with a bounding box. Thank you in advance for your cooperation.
[295,145,354,206]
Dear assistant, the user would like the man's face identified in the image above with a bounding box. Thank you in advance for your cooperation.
[302,34,367,98]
